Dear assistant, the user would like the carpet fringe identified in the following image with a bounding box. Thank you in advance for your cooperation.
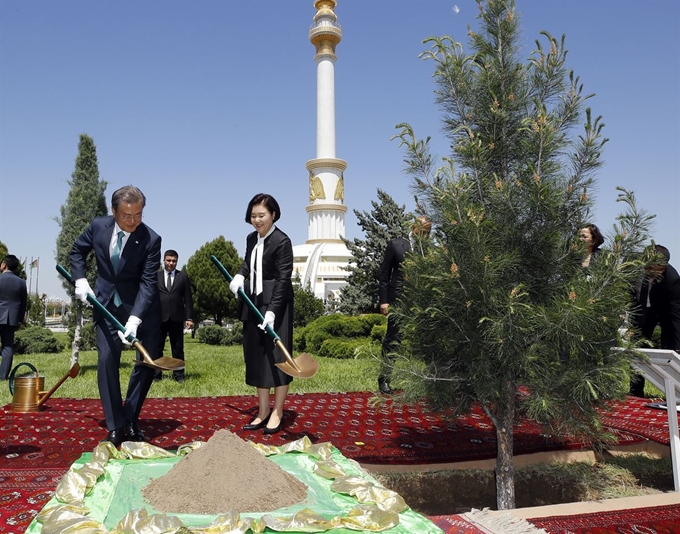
[462,508,548,534]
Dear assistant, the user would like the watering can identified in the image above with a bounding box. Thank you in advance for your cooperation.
[8,362,80,413]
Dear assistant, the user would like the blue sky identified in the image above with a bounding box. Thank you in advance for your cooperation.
[1,0,678,300]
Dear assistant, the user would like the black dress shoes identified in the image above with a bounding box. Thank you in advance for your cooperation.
[263,418,284,435]
[243,412,271,431]
[103,428,125,447]
[378,377,394,395]
[125,421,147,442]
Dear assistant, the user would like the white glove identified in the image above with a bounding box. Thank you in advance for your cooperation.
[258,311,275,332]
[74,278,94,304]
[229,274,245,297]
[117,316,142,345]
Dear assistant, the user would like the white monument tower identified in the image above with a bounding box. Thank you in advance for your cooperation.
[293,0,352,302]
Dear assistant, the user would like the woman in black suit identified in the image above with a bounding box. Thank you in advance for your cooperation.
[229,193,294,434]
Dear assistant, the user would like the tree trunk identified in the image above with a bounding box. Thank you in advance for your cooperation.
[69,303,82,369]
[494,395,516,509]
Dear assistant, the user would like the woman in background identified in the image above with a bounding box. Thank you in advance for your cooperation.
[579,223,604,268]
[229,193,294,434]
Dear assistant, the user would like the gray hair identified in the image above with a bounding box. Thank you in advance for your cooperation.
[112,185,146,210]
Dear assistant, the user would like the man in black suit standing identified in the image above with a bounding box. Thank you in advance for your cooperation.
[630,244,680,397]
[70,185,162,446]
[0,255,28,379]
[378,216,431,394]
[155,249,194,382]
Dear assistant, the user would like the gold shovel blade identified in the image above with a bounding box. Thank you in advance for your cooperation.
[273,340,318,378]
[133,341,186,371]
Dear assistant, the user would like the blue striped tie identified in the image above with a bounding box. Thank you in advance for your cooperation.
[111,231,124,306]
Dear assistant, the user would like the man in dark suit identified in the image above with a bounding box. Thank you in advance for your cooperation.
[0,255,28,379]
[70,185,162,447]
[378,216,431,394]
[630,244,680,397]
[155,249,194,382]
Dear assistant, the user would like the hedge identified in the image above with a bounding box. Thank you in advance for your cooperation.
[14,326,64,354]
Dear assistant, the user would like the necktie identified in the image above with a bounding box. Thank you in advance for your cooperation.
[111,231,124,306]
[167,271,172,290]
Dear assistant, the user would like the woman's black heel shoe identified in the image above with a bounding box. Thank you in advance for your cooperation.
[243,412,271,431]
[263,417,284,435]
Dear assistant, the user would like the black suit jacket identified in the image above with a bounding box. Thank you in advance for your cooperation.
[236,227,293,319]
[0,271,28,326]
[70,215,161,326]
[379,237,411,305]
[158,269,194,323]
[647,264,680,350]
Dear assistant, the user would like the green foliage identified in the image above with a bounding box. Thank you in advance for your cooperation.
[185,236,242,325]
[54,134,108,297]
[197,323,243,346]
[25,294,46,326]
[370,323,387,343]
[14,326,64,354]
[316,338,375,359]
[292,273,325,328]
[340,189,411,314]
[66,322,97,351]
[392,0,654,509]
[296,313,385,354]
[54,134,108,363]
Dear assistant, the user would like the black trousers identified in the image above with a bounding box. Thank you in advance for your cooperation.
[157,320,185,378]
[380,313,401,380]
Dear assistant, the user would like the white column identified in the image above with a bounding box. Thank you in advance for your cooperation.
[316,58,336,159]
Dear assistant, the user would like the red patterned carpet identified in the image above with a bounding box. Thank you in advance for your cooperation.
[527,503,680,534]
[0,392,674,533]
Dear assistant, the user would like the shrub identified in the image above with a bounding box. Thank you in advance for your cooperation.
[66,322,97,351]
[317,338,377,359]
[295,314,385,356]
[370,323,387,343]
[14,326,64,354]
[197,325,229,346]
[222,322,243,346]
[197,323,243,346]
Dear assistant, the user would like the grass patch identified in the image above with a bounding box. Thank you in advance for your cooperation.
[1,335,380,407]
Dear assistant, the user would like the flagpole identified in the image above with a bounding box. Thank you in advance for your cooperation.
[28,257,33,294]
[35,257,40,295]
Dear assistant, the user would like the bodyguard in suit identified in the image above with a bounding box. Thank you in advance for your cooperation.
[0,255,28,379]
[155,249,194,382]
[630,244,680,397]
[70,185,162,447]
[378,216,431,394]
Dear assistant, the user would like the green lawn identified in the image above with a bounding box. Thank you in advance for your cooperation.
[1,335,381,408]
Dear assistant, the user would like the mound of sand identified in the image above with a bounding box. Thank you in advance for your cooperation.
[143,429,308,514]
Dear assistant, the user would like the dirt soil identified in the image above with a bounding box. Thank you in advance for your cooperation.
[143,429,308,515]
[373,468,673,516]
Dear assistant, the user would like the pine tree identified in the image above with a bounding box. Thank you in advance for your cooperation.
[184,236,242,325]
[54,134,108,367]
[392,0,653,509]
[339,189,410,314]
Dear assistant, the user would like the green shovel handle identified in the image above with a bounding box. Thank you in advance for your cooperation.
[55,264,138,343]
[209,255,279,341]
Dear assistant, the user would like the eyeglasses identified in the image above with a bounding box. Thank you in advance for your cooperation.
[119,213,143,222]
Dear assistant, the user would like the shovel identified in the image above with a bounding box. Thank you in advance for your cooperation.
[56,264,185,372]
[210,255,318,378]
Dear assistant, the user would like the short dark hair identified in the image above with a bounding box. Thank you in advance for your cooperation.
[164,249,179,259]
[112,185,146,210]
[584,223,604,249]
[3,255,20,273]
[244,193,281,223]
